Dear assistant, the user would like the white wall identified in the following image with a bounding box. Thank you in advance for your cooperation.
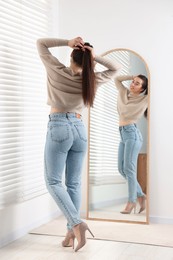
[0,195,61,247]
[58,0,173,224]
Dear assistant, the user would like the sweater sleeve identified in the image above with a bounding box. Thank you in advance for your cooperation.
[94,55,122,85]
[36,38,69,69]
[114,75,133,90]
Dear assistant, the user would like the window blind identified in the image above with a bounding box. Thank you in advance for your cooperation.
[0,0,53,208]
[89,50,130,185]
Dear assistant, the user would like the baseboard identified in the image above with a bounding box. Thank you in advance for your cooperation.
[0,211,62,248]
[149,216,173,224]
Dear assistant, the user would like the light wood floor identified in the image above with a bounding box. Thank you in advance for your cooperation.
[1,233,173,260]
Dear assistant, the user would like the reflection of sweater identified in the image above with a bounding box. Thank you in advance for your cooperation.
[114,75,148,123]
[37,38,121,114]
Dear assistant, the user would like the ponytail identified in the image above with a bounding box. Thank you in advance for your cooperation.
[82,44,96,107]
[71,43,96,107]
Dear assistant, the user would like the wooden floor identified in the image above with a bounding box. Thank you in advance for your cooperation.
[1,233,173,260]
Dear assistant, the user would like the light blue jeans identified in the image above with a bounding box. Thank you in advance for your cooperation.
[118,124,145,203]
[44,113,87,230]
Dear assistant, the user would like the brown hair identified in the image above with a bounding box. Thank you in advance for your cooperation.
[137,74,148,118]
[71,43,96,107]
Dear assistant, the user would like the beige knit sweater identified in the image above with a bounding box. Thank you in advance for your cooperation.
[37,38,121,114]
[114,75,148,123]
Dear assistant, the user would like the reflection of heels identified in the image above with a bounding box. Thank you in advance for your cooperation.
[120,202,136,214]
[138,194,146,214]
[73,222,94,252]
[62,230,75,248]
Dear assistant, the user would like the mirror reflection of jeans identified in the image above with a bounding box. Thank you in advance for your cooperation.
[44,113,87,230]
[118,124,145,203]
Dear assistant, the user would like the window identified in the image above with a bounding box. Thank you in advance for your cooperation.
[89,50,130,185]
[0,0,53,208]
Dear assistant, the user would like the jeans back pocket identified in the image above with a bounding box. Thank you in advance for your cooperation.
[50,124,70,143]
[74,123,87,142]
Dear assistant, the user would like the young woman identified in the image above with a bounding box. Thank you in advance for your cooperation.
[37,37,121,251]
[114,74,148,214]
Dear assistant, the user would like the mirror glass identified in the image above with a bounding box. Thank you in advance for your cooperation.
[87,49,149,224]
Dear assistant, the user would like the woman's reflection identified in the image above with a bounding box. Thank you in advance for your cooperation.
[88,49,150,223]
[114,74,148,214]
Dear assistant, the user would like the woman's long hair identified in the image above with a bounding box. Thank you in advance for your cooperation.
[137,74,148,118]
[71,43,96,107]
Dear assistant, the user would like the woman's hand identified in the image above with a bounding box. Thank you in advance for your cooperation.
[68,37,95,58]
[68,37,84,49]
[84,45,95,59]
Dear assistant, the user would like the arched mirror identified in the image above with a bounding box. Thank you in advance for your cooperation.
[87,49,150,224]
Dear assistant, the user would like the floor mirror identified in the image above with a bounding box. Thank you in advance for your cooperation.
[87,49,150,224]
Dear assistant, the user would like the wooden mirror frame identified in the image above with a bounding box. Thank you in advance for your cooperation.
[87,48,150,224]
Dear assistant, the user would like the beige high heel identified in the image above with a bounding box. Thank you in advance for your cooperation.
[62,230,75,248]
[73,222,94,252]
[120,202,136,214]
[138,194,146,213]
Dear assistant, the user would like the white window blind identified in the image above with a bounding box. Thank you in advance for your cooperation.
[89,50,130,185]
[0,0,53,208]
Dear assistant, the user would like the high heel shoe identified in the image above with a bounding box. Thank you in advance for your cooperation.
[62,230,75,248]
[73,222,94,252]
[138,194,146,214]
[120,202,136,214]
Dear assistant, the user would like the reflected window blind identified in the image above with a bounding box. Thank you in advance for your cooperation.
[0,0,52,208]
[89,51,130,185]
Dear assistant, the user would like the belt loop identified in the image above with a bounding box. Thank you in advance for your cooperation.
[49,115,51,121]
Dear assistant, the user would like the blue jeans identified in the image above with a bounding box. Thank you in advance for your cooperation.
[118,124,145,203]
[44,113,87,230]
